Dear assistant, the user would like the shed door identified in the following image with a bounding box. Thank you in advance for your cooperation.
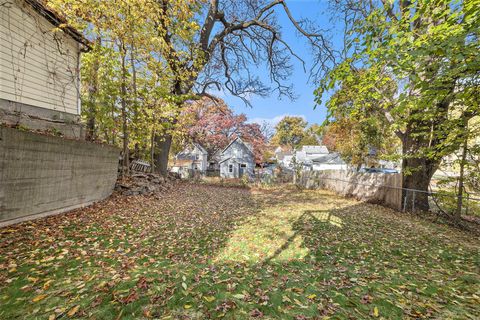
[239,164,246,177]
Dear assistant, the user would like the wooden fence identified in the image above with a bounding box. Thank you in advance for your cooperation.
[297,170,403,211]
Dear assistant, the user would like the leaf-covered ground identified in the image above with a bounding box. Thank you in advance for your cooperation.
[1,183,479,319]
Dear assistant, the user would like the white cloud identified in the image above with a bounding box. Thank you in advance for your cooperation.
[248,114,307,127]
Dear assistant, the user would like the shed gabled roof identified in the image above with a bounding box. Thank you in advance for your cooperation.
[221,137,254,155]
[193,143,208,154]
[25,0,91,50]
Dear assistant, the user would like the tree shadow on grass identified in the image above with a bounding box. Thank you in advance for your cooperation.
[262,209,343,264]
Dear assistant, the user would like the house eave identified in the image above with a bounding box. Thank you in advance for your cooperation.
[25,0,92,51]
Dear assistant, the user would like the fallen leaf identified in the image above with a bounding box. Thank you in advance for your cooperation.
[250,309,263,317]
[373,306,379,317]
[32,295,47,302]
[43,280,54,290]
[67,305,80,317]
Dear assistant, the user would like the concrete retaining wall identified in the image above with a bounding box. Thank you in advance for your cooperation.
[298,170,403,210]
[0,127,119,224]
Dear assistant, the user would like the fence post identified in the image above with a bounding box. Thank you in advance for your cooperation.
[466,193,469,216]
[403,191,408,212]
[412,190,416,212]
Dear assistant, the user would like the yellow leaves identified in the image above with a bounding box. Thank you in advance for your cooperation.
[293,298,308,308]
[232,294,245,300]
[307,294,317,300]
[184,304,192,309]
[373,306,379,317]
[8,262,17,273]
[32,294,47,302]
[41,256,56,263]
[67,305,80,317]
[204,296,216,302]
[43,280,54,290]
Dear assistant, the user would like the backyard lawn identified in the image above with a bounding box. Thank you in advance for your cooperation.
[0,183,479,319]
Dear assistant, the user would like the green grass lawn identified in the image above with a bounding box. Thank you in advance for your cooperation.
[1,184,479,319]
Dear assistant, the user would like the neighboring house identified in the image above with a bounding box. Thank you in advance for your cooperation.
[295,145,330,163]
[307,153,348,171]
[219,137,255,179]
[275,145,348,171]
[274,146,293,168]
[0,0,90,138]
[171,143,208,177]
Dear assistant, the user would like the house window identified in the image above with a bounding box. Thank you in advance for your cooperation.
[240,164,247,168]
[229,164,233,173]
[195,154,199,160]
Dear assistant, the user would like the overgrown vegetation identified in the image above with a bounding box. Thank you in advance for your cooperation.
[316,0,480,212]
[49,0,332,175]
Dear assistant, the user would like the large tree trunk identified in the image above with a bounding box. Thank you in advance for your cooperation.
[153,85,183,177]
[401,135,440,212]
[154,133,172,177]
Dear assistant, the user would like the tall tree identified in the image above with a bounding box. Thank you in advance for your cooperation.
[150,0,335,175]
[51,0,334,175]
[176,98,267,163]
[316,0,480,210]
[271,116,318,148]
[48,0,192,173]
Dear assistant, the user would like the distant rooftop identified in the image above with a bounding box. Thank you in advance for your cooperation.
[301,145,329,154]
[310,153,345,165]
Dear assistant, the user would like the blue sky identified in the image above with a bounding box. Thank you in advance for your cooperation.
[223,0,342,128]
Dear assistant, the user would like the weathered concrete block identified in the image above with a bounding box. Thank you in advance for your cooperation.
[0,127,120,224]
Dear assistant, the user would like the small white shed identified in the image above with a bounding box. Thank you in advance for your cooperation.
[219,137,255,179]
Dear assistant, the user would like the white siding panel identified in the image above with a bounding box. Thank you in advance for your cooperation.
[0,80,77,114]
[0,0,80,115]
[0,38,77,72]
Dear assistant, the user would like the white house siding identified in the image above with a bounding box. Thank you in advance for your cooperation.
[0,0,80,115]
[172,144,208,177]
[219,139,255,179]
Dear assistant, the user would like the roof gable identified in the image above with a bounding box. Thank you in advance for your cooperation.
[193,143,208,154]
[221,137,254,155]
[176,143,207,160]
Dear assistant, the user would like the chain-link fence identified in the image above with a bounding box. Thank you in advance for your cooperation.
[295,171,480,218]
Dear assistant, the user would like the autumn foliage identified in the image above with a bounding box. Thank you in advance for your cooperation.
[176,98,267,163]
